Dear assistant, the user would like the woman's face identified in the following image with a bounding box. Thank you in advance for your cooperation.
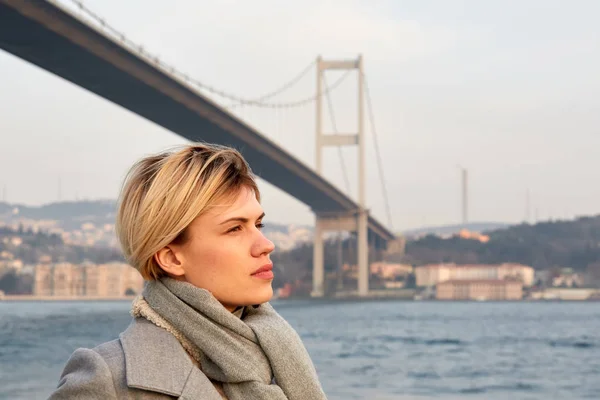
[170,186,276,311]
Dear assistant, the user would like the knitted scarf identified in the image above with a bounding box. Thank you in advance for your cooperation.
[135,278,327,400]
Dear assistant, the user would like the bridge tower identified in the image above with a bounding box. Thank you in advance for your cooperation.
[312,55,369,297]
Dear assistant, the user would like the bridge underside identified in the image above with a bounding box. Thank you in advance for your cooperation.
[0,0,395,248]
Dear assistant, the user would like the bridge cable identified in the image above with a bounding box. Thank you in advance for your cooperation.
[61,0,349,110]
[322,74,351,196]
[363,73,394,230]
[226,61,316,108]
[223,71,352,109]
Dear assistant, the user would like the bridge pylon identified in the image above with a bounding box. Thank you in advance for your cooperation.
[312,55,369,298]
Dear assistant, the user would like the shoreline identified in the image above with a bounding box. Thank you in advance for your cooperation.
[2,292,599,302]
[0,295,137,301]
[3,297,597,303]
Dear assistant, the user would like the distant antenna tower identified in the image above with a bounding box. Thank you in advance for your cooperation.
[525,188,531,223]
[457,166,468,224]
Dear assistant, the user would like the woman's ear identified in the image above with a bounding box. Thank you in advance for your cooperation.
[154,246,185,277]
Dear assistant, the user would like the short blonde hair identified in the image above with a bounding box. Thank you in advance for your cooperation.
[116,143,260,280]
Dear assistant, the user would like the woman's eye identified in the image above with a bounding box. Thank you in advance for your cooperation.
[227,226,242,233]
[256,223,265,229]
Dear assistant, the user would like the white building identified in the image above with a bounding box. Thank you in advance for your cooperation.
[416,263,535,287]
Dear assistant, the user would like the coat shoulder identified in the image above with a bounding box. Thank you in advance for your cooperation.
[48,318,219,399]
[48,320,182,400]
[93,338,125,371]
[47,347,118,399]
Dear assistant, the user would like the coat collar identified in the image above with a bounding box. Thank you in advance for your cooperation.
[119,318,222,399]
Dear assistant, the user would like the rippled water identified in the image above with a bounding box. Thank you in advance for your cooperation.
[1,300,599,399]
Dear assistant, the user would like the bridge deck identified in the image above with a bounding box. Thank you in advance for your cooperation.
[0,0,395,246]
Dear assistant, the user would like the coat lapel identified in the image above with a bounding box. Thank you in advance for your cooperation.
[120,318,221,398]
[179,367,226,400]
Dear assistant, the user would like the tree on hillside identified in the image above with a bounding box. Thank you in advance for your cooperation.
[404,215,600,269]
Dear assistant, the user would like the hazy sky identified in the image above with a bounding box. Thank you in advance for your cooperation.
[1,0,599,231]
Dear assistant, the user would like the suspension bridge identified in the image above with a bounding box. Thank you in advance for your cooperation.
[0,0,401,297]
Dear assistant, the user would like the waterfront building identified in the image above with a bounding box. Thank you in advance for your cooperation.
[436,279,523,301]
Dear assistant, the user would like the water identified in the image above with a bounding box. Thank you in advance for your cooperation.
[1,300,599,400]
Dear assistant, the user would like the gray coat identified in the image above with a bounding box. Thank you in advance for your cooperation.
[48,318,225,399]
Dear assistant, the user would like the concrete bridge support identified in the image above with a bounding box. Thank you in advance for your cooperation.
[311,211,370,297]
[312,55,371,297]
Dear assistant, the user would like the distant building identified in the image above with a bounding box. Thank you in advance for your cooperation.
[370,262,412,279]
[385,236,406,256]
[529,288,599,301]
[340,262,412,281]
[52,263,77,296]
[81,223,96,231]
[552,270,584,288]
[436,280,523,301]
[497,264,535,286]
[415,263,534,287]
[9,237,23,247]
[0,259,22,271]
[38,255,52,264]
[457,229,490,243]
[415,263,453,287]
[33,262,143,297]
[534,270,550,286]
[266,225,312,251]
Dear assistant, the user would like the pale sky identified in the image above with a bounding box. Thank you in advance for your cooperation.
[1,0,599,232]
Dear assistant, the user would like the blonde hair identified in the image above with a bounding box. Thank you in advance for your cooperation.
[115,143,260,280]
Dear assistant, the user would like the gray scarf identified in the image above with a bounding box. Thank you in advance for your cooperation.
[141,278,327,400]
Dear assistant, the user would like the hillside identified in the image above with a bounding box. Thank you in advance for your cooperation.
[0,225,123,265]
[0,200,116,229]
[405,215,600,270]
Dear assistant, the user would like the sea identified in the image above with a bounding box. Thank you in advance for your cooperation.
[1,300,599,400]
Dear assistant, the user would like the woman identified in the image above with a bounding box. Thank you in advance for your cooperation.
[49,143,327,400]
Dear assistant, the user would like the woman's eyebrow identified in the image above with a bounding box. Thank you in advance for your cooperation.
[219,212,265,225]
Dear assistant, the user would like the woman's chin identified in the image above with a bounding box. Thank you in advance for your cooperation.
[257,285,274,303]
[219,285,274,311]
[247,285,274,305]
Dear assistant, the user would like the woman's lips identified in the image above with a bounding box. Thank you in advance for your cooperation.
[251,264,274,280]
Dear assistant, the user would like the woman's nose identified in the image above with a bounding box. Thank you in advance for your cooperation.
[252,231,275,257]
